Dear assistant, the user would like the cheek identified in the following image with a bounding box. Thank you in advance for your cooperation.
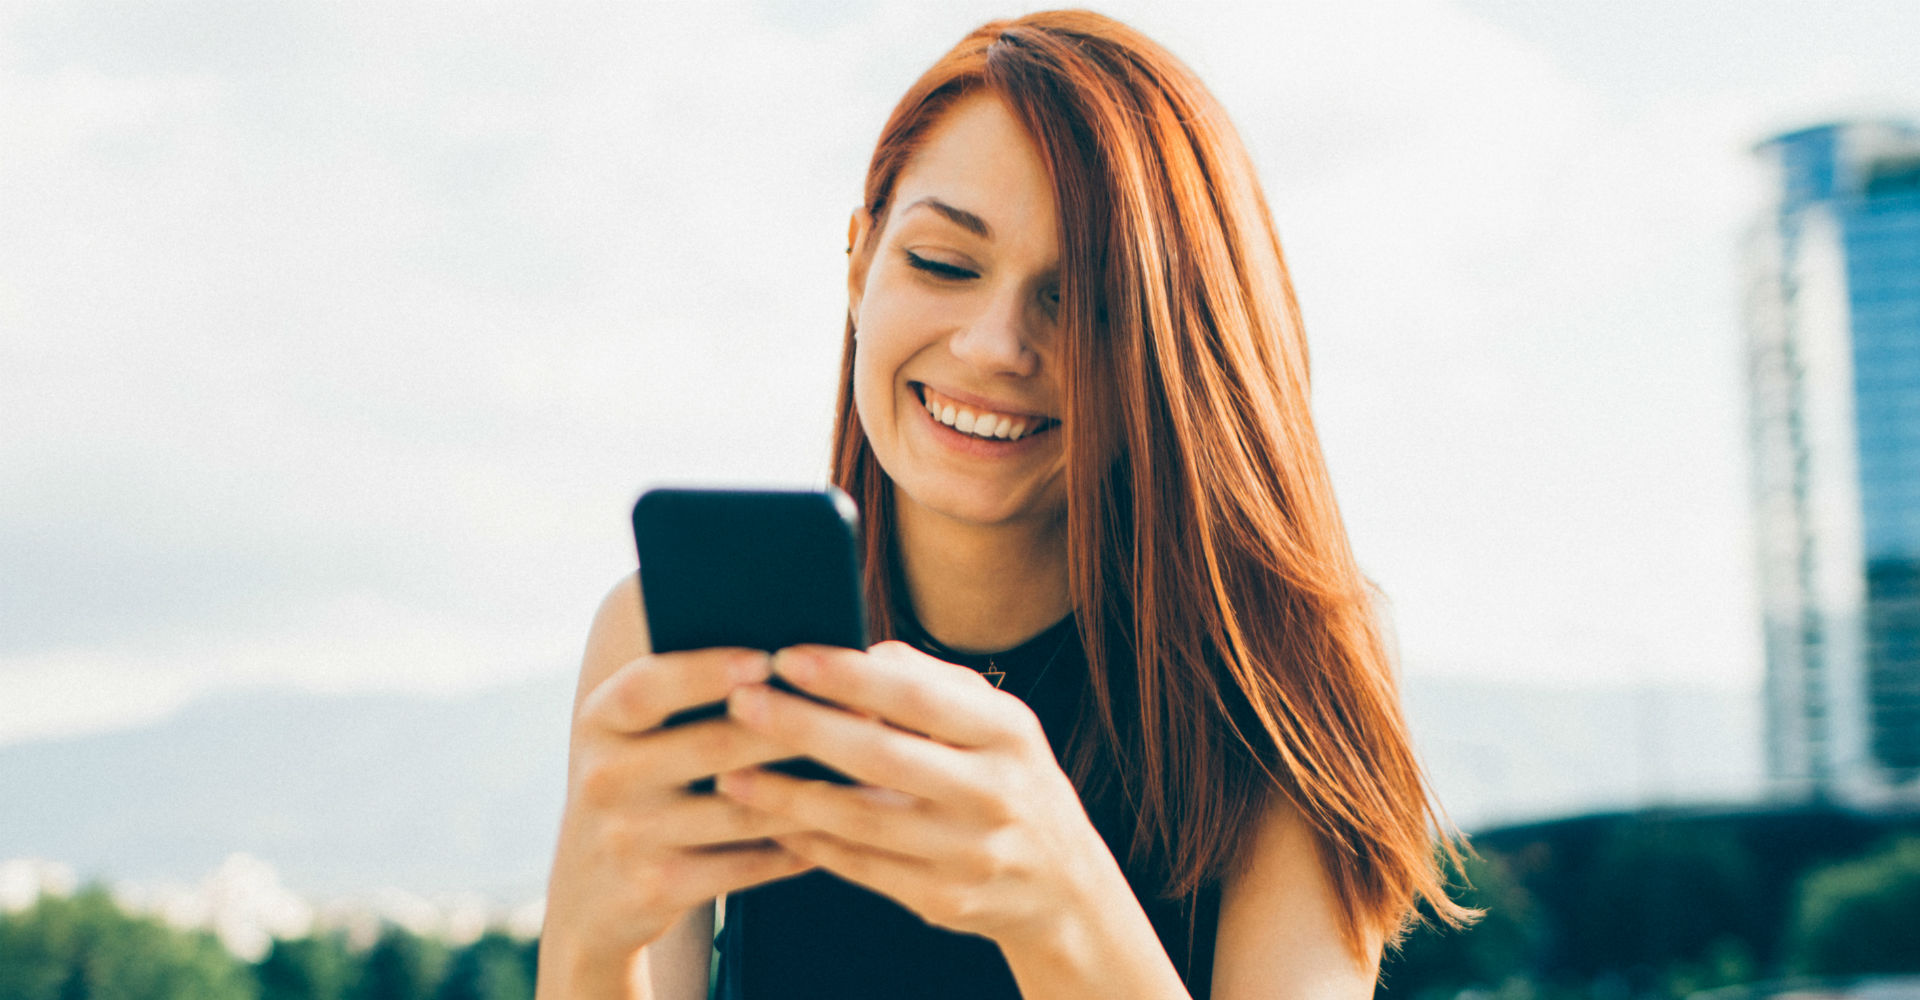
[848,279,924,427]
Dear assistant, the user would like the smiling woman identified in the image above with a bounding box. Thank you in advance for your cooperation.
[539,10,1472,1000]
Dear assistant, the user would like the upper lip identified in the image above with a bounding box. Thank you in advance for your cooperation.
[914,382,1059,423]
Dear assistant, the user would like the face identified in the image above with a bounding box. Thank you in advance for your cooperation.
[848,94,1068,533]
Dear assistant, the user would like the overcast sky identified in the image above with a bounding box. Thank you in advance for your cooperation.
[4,0,1919,745]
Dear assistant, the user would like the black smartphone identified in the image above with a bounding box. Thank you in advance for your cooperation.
[632,487,867,787]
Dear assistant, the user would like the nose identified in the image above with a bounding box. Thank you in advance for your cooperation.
[948,288,1041,378]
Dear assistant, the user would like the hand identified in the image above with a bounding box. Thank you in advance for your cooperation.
[713,640,1116,945]
[544,647,819,965]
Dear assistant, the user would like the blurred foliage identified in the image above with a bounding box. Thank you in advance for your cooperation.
[7,810,1920,1000]
[349,926,449,1000]
[256,931,353,1000]
[432,930,533,1000]
[1568,818,1764,975]
[1789,835,1920,976]
[1378,807,1920,1000]
[0,888,539,1000]
[0,884,255,1000]
[1378,849,1539,1000]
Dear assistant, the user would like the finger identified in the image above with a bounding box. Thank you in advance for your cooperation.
[726,684,997,810]
[639,715,810,788]
[581,648,772,734]
[771,831,936,912]
[715,766,979,862]
[654,787,817,847]
[659,842,816,908]
[772,642,1021,749]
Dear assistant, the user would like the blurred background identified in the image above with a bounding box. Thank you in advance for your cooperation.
[2,1,1917,997]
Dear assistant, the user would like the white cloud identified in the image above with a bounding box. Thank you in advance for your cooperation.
[5,0,1916,739]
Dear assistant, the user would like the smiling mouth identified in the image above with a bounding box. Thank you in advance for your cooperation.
[914,383,1060,442]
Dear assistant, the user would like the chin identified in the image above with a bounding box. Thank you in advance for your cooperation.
[901,476,1062,530]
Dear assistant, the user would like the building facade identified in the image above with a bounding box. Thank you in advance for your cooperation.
[1746,121,1920,807]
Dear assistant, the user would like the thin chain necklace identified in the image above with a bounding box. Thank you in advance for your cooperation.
[905,615,1076,703]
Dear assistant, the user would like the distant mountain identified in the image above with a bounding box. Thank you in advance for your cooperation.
[0,675,575,902]
[0,671,1765,901]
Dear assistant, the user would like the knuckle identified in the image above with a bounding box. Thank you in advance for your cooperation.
[930,884,977,928]
[604,815,662,859]
[974,779,1017,823]
[612,665,657,714]
[573,755,627,810]
[974,831,1014,881]
[898,684,940,724]
[1004,702,1046,746]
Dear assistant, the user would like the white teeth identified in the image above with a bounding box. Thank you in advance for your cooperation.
[920,386,1051,441]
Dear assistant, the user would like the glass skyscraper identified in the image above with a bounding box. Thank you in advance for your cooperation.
[1746,120,1920,806]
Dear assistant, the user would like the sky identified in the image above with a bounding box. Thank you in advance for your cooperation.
[4,0,1920,746]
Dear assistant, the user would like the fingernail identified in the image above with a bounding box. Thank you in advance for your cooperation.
[730,652,772,686]
[716,768,755,797]
[730,685,768,723]
[774,649,815,683]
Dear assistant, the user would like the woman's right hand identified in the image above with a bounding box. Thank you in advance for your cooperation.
[539,579,818,996]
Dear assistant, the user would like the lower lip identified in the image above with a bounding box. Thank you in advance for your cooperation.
[915,391,1058,458]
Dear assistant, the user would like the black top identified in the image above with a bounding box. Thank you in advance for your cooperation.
[712,609,1221,999]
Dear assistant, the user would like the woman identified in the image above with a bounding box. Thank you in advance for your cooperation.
[539,11,1472,999]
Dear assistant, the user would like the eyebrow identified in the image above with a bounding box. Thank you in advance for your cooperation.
[904,196,992,239]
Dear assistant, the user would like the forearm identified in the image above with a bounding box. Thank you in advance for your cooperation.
[535,933,640,999]
[997,861,1193,1000]
[536,905,712,1000]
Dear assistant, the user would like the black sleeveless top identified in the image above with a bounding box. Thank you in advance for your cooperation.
[713,610,1221,999]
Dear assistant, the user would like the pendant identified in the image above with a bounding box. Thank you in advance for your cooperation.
[983,659,1006,688]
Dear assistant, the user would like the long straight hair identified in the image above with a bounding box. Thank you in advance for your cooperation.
[829,10,1472,954]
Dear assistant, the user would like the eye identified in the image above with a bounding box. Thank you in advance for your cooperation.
[1034,284,1061,321]
[903,249,979,281]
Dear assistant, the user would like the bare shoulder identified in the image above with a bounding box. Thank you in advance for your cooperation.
[573,572,653,716]
[1211,795,1381,999]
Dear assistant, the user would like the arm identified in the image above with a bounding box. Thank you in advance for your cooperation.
[537,576,712,1000]
[536,575,807,1000]
[995,796,1378,1000]
[1209,796,1382,1000]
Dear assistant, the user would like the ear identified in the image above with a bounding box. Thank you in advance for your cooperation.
[846,207,873,321]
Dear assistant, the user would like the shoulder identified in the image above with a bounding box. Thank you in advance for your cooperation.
[572,572,652,716]
[1211,795,1381,999]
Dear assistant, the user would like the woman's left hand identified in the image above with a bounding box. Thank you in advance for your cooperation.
[713,639,1115,945]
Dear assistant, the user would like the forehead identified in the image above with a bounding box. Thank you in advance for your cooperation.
[887,94,1059,254]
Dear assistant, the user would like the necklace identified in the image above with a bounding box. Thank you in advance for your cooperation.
[907,616,1075,704]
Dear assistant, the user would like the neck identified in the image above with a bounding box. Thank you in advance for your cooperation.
[893,488,1072,654]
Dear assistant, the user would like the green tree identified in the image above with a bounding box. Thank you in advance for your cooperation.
[350,924,449,1000]
[433,931,533,1000]
[1568,817,1765,977]
[517,937,538,990]
[1790,835,1920,976]
[256,930,354,1000]
[1376,848,1540,1000]
[0,884,254,1000]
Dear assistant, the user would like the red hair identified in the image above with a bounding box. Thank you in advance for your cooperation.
[829,9,1473,955]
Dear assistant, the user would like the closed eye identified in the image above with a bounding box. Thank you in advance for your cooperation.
[903,250,979,281]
